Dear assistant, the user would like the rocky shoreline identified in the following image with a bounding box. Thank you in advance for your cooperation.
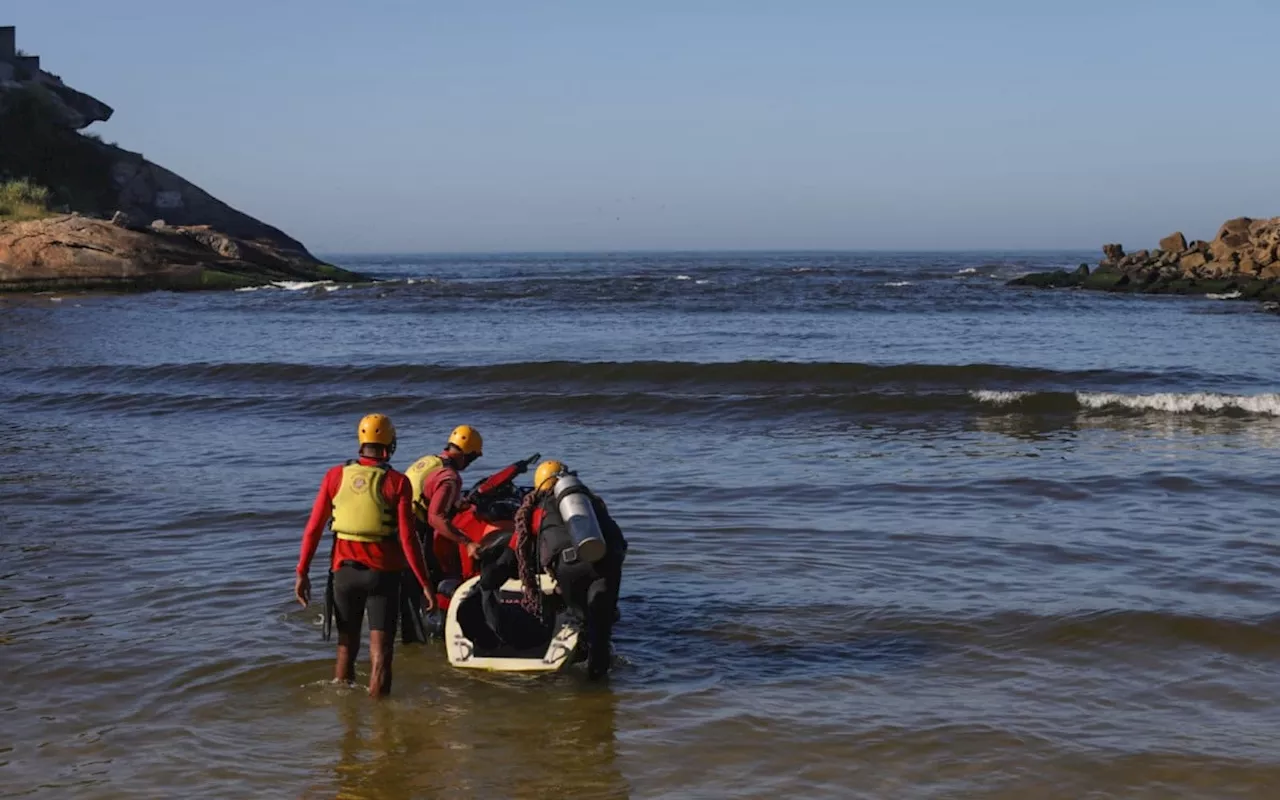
[1009,216,1280,305]
[0,214,365,292]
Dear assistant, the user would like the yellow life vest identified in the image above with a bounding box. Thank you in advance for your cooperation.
[331,462,395,542]
[405,454,444,523]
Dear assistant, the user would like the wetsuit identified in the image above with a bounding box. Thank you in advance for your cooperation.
[296,457,431,633]
[481,488,627,675]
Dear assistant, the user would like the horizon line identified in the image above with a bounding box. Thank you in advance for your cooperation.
[316,246,1103,259]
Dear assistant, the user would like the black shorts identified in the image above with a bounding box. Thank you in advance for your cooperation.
[332,562,401,633]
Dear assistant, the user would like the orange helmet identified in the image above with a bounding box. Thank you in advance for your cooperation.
[447,424,483,457]
[534,460,565,492]
[357,414,396,449]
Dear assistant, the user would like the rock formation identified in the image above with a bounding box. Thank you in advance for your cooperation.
[1093,217,1280,282]
[0,215,364,291]
[1008,216,1280,305]
[0,26,363,291]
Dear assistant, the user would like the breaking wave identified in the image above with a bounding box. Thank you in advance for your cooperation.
[970,390,1280,416]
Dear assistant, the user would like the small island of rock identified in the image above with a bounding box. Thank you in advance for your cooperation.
[1009,215,1280,304]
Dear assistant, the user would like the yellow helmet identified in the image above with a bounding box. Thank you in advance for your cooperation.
[447,424,483,456]
[357,413,396,447]
[534,459,565,492]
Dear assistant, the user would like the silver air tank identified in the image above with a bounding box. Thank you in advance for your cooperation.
[552,474,606,563]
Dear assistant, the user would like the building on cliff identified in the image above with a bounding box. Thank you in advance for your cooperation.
[0,25,111,127]
[0,26,46,83]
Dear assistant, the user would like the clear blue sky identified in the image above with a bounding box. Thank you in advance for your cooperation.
[11,1,1280,253]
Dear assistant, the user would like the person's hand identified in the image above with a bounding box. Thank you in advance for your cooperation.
[465,541,480,559]
[422,589,437,614]
[294,573,311,608]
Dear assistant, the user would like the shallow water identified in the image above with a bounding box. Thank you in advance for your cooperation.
[2,252,1279,798]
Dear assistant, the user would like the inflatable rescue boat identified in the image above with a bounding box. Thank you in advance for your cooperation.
[444,572,583,672]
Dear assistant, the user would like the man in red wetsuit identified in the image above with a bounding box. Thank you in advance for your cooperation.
[294,413,433,697]
[405,424,485,585]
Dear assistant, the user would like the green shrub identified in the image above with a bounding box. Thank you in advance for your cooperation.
[0,178,54,221]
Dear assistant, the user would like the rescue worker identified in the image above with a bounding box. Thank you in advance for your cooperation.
[294,413,433,698]
[405,425,485,587]
[483,459,627,679]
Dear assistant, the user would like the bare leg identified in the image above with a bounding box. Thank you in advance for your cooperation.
[335,622,360,683]
[368,630,394,697]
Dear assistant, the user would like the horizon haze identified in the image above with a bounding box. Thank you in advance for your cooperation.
[10,2,1280,254]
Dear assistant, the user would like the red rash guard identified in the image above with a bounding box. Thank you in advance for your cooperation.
[295,457,432,590]
[423,453,462,541]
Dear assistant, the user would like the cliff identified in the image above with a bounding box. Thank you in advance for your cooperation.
[0,27,367,291]
[1009,216,1280,305]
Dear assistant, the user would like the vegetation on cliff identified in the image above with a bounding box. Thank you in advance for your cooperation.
[0,178,52,221]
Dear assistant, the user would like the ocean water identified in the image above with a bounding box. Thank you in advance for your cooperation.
[2,251,1278,799]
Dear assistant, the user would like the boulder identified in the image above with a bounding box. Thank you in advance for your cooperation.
[1188,240,1211,253]
[1159,232,1188,252]
[1255,243,1277,267]
[0,215,367,291]
[1216,217,1254,249]
[1179,251,1208,272]
[1239,256,1260,276]
[1209,238,1240,263]
[1102,243,1125,263]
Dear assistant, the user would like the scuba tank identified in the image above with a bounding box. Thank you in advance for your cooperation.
[552,474,606,563]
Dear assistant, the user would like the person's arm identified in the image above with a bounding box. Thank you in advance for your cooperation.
[294,470,337,606]
[427,477,474,551]
[395,481,435,603]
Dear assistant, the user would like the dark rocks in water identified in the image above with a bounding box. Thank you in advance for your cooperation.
[1008,215,1280,308]
[1008,269,1079,289]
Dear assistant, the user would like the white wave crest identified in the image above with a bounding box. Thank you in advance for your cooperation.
[1205,291,1242,300]
[695,279,711,285]
[956,267,978,275]
[234,280,340,293]
[884,281,913,287]
[970,390,1031,405]
[1078,392,1280,416]
[675,274,693,281]
[274,280,334,291]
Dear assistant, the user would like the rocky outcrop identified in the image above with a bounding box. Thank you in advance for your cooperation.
[1092,217,1280,282]
[102,145,311,247]
[0,215,367,291]
[0,28,343,291]
[1009,215,1280,305]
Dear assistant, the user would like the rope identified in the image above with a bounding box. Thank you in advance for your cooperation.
[513,487,551,616]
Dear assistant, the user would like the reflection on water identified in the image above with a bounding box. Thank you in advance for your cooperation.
[316,679,628,800]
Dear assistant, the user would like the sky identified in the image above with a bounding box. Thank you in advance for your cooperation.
[10,1,1280,253]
